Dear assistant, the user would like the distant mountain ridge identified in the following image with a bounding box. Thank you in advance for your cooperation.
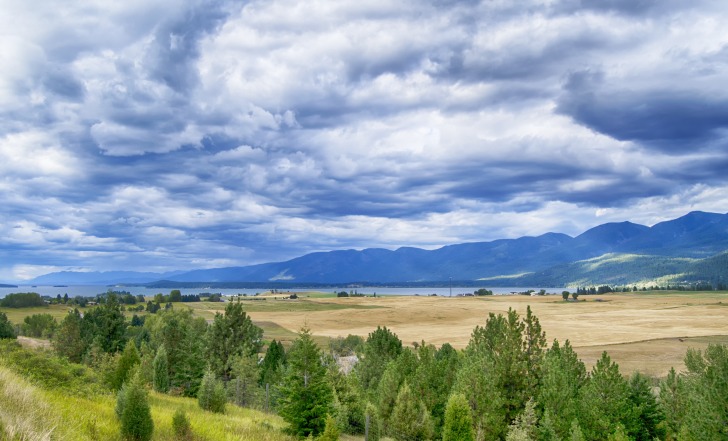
[24,211,728,287]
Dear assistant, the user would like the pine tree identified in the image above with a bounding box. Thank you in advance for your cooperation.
[279,326,333,438]
[388,381,434,441]
[152,344,170,393]
[318,414,340,441]
[442,393,474,441]
[172,408,192,440]
[52,309,85,361]
[680,344,728,439]
[228,353,261,408]
[538,339,586,439]
[568,420,585,441]
[506,398,538,441]
[357,326,403,394]
[578,352,631,441]
[116,373,154,441]
[110,341,140,391]
[626,372,665,441]
[198,369,226,413]
[260,339,286,386]
[658,367,686,439]
[206,300,263,381]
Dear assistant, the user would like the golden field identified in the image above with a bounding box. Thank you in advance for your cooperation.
[236,291,728,377]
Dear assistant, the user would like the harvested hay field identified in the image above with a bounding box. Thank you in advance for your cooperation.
[244,291,728,376]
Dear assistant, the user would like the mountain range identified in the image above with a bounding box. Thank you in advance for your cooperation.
[23,211,728,287]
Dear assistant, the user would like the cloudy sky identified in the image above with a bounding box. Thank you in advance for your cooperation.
[2,0,728,281]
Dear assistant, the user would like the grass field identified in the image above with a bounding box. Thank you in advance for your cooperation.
[4,290,728,377]
[239,291,728,377]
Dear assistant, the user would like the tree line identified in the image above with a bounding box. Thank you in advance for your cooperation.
[2,294,728,440]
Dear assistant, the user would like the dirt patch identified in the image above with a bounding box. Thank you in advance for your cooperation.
[17,336,52,350]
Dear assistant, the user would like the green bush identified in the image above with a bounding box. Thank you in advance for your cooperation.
[172,408,192,440]
[0,312,15,339]
[116,374,154,441]
[198,370,226,413]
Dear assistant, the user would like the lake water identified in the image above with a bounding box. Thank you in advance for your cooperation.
[0,285,564,299]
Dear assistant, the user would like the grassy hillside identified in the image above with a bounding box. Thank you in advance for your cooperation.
[478,251,728,287]
[0,340,293,441]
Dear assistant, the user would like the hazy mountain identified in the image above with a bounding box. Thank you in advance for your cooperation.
[27,270,186,286]
[25,211,728,286]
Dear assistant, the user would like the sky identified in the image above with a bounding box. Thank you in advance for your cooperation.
[2,0,728,281]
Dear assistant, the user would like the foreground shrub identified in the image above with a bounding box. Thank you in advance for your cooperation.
[172,408,192,439]
[0,313,15,340]
[198,369,226,413]
[116,374,154,441]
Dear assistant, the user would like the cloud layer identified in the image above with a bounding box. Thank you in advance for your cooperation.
[2,0,728,280]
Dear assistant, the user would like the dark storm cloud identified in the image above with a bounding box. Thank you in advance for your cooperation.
[147,1,232,93]
[558,70,728,151]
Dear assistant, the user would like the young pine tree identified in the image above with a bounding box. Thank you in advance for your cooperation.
[116,373,154,441]
[442,393,474,441]
[152,344,169,393]
[279,326,333,438]
[388,381,434,441]
[110,341,140,391]
[198,369,227,413]
[172,408,192,440]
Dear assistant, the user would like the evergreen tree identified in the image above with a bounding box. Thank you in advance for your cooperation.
[145,308,206,396]
[0,312,16,339]
[318,414,340,441]
[326,355,365,434]
[568,420,585,441]
[376,348,418,431]
[658,367,686,439]
[578,352,631,441]
[279,326,333,438]
[82,293,127,353]
[442,393,474,441]
[228,353,261,408]
[411,341,460,439]
[626,372,665,441]
[506,398,538,441]
[110,341,140,391]
[461,308,545,437]
[538,410,560,441]
[198,369,227,413]
[51,308,87,363]
[364,402,382,441]
[206,300,263,381]
[152,344,170,393]
[524,306,546,390]
[260,339,286,383]
[116,374,154,441]
[388,381,434,441]
[137,342,155,386]
[172,408,192,440]
[537,339,586,439]
[453,353,507,440]
[357,326,403,394]
[680,344,728,439]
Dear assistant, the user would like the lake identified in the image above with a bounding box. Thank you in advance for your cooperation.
[0,285,564,299]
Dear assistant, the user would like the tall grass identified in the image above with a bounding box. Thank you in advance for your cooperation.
[0,367,57,441]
